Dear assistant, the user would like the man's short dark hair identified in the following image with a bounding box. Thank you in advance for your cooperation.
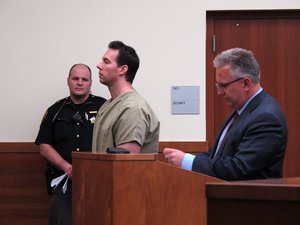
[108,41,140,83]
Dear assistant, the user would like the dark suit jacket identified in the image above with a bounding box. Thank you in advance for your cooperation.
[192,90,288,181]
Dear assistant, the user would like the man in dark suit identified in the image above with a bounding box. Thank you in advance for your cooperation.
[163,48,288,181]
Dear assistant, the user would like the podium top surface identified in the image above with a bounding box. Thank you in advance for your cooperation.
[72,152,157,161]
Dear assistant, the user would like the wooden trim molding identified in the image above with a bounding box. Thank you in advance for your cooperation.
[0,142,39,152]
[0,142,209,153]
[0,142,209,164]
[158,141,209,153]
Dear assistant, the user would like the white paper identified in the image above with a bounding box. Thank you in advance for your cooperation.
[51,173,69,194]
[62,176,70,194]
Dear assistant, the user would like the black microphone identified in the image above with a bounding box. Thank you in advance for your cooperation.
[72,112,92,134]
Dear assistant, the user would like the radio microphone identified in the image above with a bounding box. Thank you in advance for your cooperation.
[72,112,92,134]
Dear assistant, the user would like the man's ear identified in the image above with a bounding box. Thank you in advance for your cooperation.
[119,65,128,75]
[243,77,251,89]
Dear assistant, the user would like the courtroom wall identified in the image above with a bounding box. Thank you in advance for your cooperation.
[1,0,299,142]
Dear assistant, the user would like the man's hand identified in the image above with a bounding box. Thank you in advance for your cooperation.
[40,143,72,178]
[163,148,185,167]
[62,163,72,178]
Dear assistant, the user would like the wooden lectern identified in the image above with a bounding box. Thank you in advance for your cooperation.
[72,152,224,225]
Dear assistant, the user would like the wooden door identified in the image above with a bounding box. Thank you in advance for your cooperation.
[206,10,300,177]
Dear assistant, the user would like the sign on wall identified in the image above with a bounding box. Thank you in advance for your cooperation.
[171,86,200,115]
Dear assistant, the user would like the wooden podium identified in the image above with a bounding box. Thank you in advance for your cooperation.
[72,152,224,225]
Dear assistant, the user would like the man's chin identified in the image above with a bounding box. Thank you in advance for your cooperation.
[72,93,88,99]
[224,101,231,106]
[224,101,234,109]
[99,80,108,85]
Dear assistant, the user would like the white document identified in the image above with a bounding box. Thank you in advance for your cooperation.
[51,173,70,194]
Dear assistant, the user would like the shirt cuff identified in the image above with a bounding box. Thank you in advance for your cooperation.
[181,153,195,171]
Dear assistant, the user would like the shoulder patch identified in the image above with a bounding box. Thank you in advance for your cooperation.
[41,110,48,123]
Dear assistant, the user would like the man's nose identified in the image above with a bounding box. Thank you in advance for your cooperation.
[96,62,103,70]
[216,87,224,95]
[77,79,83,85]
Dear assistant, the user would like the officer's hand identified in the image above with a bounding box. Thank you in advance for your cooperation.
[63,163,72,178]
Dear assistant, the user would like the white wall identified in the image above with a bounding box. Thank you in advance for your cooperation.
[1,0,299,142]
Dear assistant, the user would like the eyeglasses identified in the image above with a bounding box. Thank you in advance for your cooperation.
[215,77,244,91]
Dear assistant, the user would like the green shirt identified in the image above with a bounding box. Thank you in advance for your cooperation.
[92,91,160,153]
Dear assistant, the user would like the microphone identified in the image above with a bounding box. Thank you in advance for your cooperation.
[72,112,92,134]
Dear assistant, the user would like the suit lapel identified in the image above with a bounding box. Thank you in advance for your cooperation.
[211,111,237,158]
[211,90,267,159]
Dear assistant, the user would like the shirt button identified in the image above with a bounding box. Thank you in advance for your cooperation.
[77,135,80,138]
[77,123,80,125]
[76,148,79,151]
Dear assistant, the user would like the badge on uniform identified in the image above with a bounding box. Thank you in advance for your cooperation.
[88,111,98,124]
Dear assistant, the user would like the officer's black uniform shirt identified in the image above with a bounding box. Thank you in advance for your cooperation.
[35,94,106,163]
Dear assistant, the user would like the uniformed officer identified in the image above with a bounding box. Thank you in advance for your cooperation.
[35,63,106,225]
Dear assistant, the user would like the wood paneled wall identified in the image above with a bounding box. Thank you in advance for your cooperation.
[0,143,49,225]
[0,142,207,225]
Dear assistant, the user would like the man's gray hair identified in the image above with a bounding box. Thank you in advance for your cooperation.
[213,48,260,83]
